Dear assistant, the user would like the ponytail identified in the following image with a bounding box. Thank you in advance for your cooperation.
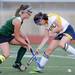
[15,4,30,16]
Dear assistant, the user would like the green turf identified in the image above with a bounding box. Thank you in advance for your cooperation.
[0,44,75,75]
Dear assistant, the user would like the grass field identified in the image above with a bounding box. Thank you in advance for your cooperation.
[0,44,75,75]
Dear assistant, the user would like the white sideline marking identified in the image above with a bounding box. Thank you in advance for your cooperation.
[9,54,75,59]
[0,65,75,69]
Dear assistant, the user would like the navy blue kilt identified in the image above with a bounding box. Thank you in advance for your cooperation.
[55,25,75,40]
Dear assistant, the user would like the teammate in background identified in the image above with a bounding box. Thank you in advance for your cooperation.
[0,4,32,71]
[33,12,75,72]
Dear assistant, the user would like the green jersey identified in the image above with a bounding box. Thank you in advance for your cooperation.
[0,17,22,36]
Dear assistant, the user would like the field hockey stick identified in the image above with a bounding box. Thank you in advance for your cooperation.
[30,48,39,65]
[25,48,39,70]
[25,56,34,70]
[25,49,36,70]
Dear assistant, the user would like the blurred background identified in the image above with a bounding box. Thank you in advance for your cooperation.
[0,0,75,44]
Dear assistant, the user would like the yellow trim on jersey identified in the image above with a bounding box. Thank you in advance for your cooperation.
[65,33,72,40]
[0,55,5,63]
[48,13,62,26]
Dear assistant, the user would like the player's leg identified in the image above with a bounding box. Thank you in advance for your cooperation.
[11,33,30,64]
[12,47,27,71]
[36,40,59,72]
[59,35,75,55]
[59,25,75,55]
[0,42,10,64]
[10,38,27,71]
[14,47,27,64]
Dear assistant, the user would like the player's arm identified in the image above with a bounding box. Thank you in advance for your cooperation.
[52,19,63,33]
[12,18,28,47]
[20,32,30,44]
[35,29,49,54]
[48,18,63,38]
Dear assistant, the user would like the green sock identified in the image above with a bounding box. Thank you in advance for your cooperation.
[15,47,27,64]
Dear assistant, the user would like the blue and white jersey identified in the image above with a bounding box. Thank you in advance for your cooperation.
[45,13,75,39]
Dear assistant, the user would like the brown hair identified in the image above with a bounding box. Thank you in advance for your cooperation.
[15,4,29,16]
[34,12,48,25]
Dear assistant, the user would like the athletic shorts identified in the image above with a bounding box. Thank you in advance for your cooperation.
[55,25,75,40]
[0,34,14,43]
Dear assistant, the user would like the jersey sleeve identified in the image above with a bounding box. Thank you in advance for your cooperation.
[15,17,22,23]
[48,16,56,25]
[12,17,22,26]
